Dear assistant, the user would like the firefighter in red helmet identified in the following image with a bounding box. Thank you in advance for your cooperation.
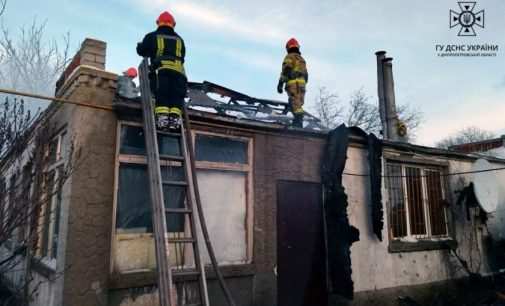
[137,11,187,130]
[117,67,140,100]
[277,38,308,128]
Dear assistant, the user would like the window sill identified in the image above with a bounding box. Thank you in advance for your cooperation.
[109,263,255,290]
[388,238,457,253]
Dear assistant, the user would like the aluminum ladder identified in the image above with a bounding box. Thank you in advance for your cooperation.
[138,58,210,306]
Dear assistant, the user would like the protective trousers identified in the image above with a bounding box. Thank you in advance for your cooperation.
[152,69,187,117]
[286,83,305,115]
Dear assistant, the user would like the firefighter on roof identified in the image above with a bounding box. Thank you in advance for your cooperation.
[137,11,187,130]
[277,38,308,128]
[117,67,140,100]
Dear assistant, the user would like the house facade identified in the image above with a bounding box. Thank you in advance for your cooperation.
[1,38,504,306]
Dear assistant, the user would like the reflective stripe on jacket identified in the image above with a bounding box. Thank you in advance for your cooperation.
[136,26,186,76]
[279,52,308,84]
[154,34,185,75]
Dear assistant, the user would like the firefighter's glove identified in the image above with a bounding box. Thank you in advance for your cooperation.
[277,80,284,94]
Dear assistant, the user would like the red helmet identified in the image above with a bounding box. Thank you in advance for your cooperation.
[157,11,176,28]
[124,67,137,78]
[286,38,300,50]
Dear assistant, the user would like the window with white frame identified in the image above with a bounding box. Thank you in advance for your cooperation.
[35,131,66,262]
[113,123,252,272]
[193,132,252,265]
[385,162,448,240]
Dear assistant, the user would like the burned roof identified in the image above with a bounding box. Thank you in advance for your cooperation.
[112,79,505,165]
[114,80,326,132]
[449,136,505,154]
[186,81,324,130]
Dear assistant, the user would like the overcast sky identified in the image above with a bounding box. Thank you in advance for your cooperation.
[2,0,504,145]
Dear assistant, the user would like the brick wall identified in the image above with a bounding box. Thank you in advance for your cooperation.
[55,38,107,95]
[51,38,117,305]
[60,72,117,306]
[252,132,325,305]
[79,38,106,69]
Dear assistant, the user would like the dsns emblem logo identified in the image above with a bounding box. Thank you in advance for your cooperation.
[450,2,484,36]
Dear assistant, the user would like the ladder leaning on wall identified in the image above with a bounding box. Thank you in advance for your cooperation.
[138,58,209,306]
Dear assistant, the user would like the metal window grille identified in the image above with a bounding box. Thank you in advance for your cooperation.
[386,163,448,239]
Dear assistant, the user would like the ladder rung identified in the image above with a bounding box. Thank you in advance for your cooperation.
[173,270,201,277]
[162,180,188,186]
[167,237,196,244]
[157,130,182,138]
[159,154,184,161]
[165,208,192,214]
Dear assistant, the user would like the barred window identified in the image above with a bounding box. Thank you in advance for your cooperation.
[385,163,448,240]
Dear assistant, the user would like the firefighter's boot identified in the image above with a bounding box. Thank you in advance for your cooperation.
[168,113,182,130]
[155,113,169,130]
[292,113,304,128]
[155,106,170,130]
[167,107,182,130]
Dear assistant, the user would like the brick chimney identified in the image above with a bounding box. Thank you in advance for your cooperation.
[55,38,107,95]
[79,38,106,69]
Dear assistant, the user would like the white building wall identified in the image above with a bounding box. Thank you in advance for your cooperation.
[0,104,74,306]
[346,146,503,293]
[487,147,505,159]
[29,272,56,306]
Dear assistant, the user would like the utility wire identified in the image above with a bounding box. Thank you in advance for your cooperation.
[0,88,114,112]
[343,166,505,178]
[3,90,504,179]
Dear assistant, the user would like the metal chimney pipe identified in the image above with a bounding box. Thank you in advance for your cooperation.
[382,57,404,141]
[375,51,387,138]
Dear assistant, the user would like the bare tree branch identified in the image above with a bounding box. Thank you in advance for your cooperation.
[0,17,70,155]
[345,89,382,133]
[312,86,423,139]
[0,120,79,304]
[313,87,342,129]
[0,0,6,18]
[0,96,39,156]
[0,18,76,298]
[435,126,496,149]
[0,18,71,95]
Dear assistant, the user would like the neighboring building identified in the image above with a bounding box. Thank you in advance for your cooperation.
[450,136,505,158]
[1,38,505,306]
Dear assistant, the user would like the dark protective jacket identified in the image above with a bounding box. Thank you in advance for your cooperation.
[136,26,186,76]
[279,49,308,86]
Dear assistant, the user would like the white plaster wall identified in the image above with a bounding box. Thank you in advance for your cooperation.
[483,160,505,242]
[346,146,501,293]
[0,140,36,291]
[484,147,505,159]
[0,104,75,306]
[29,272,56,306]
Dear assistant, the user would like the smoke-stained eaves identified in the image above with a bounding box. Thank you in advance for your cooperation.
[321,124,360,299]
[368,133,384,241]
